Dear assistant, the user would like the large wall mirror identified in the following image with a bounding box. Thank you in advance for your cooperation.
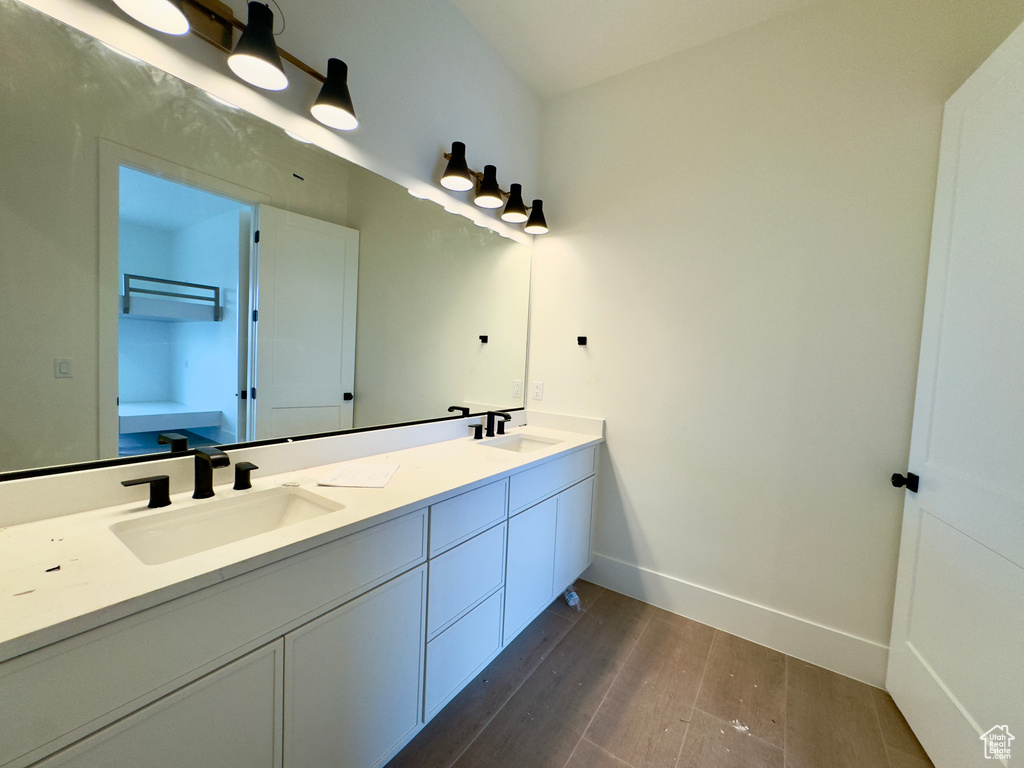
[0,0,531,475]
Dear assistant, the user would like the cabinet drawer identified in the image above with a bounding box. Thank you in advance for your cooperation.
[0,508,427,768]
[429,479,507,556]
[425,590,504,719]
[427,522,506,638]
[509,447,595,515]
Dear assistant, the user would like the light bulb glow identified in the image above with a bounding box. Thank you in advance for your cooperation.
[441,174,474,192]
[227,53,288,90]
[310,103,358,130]
[113,0,189,34]
[474,192,503,209]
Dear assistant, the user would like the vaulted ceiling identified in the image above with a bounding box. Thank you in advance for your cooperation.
[450,0,819,98]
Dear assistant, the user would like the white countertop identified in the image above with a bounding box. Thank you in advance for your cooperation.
[0,426,601,663]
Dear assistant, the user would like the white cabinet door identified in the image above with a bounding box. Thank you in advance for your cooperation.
[553,477,594,597]
[503,497,557,644]
[35,641,283,768]
[886,21,1024,767]
[284,566,426,768]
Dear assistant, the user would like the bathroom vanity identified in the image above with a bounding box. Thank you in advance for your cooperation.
[0,422,602,768]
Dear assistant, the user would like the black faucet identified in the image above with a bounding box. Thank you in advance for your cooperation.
[484,411,512,438]
[193,447,230,499]
[448,405,470,417]
[122,475,171,508]
[234,461,259,490]
[158,432,189,453]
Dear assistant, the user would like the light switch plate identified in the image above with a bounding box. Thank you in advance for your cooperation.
[53,358,73,378]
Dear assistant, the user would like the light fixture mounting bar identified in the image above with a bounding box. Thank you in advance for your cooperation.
[180,0,326,82]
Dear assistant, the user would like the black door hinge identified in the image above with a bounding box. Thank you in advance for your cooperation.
[254,230,261,243]
[250,387,256,400]
[240,389,247,400]
[253,309,258,322]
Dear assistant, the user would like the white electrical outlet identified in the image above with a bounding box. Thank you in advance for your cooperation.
[532,381,544,401]
[512,379,523,398]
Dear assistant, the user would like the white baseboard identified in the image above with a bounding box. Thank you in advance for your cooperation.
[584,553,889,687]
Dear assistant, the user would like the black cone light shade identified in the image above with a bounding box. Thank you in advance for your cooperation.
[113,0,189,34]
[311,58,358,130]
[228,2,288,91]
[441,141,474,191]
[474,165,503,208]
[524,199,548,234]
[501,183,528,223]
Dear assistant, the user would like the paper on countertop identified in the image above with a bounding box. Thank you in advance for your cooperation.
[318,463,399,488]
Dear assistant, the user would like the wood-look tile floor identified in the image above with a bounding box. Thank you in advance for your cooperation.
[388,582,934,768]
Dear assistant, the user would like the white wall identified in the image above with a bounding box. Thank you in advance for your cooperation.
[173,210,244,443]
[529,0,1024,684]
[118,223,176,403]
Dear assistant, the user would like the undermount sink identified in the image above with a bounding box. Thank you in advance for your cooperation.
[111,486,343,565]
[480,433,564,453]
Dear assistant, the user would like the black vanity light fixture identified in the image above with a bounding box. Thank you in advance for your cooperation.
[310,58,358,130]
[228,1,287,90]
[524,199,548,235]
[441,141,475,191]
[474,165,504,209]
[113,0,189,35]
[110,0,358,131]
[501,183,529,223]
[439,142,549,234]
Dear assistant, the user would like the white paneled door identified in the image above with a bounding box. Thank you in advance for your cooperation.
[251,206,358,439]
[886,22,1024,768]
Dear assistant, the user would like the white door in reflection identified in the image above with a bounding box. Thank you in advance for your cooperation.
[117,167,253,455]
[251,206,358,440]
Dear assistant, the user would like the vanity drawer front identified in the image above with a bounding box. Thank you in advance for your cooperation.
[427,522,506,638]
[429,478,507,556]
[0,508,427,768]
[509,447,595,515]
[424,589,504,720]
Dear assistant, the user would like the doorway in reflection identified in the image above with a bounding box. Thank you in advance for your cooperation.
[117,167,253,455]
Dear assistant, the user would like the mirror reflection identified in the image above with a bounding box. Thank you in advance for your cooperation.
[0,0,531,475]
